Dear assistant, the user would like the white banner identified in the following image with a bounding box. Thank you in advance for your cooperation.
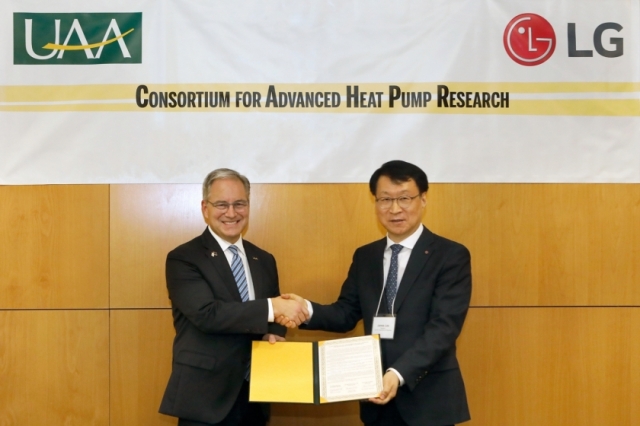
[1,0,639,183]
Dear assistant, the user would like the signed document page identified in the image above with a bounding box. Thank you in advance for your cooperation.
[318,335,383,403]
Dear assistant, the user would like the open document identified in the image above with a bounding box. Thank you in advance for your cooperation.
[249,335,383,404]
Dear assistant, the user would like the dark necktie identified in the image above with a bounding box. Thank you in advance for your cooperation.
[384,244,403,313]
[228,245,249,302]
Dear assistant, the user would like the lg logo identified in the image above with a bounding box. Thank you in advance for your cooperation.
[504,14,556,66]
[504,13,623,66]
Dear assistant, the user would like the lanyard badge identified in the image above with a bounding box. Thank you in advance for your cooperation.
[372,315,396,339]
[373,283,396,339]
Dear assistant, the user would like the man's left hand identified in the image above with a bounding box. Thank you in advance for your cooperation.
[369,371,399,405]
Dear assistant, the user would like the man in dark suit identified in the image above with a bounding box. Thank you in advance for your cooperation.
[290,160,471,426]
[159,168,309,426]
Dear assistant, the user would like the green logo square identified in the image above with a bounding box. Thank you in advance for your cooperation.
[14,12,142,65]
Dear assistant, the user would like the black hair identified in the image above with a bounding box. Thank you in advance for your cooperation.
[368,160,429,195]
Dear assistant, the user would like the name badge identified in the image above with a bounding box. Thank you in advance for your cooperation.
[372,316,396,339]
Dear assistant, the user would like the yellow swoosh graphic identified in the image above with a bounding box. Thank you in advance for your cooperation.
[42,28,134,51]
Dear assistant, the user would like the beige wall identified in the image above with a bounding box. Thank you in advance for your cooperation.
[1,183,639,425]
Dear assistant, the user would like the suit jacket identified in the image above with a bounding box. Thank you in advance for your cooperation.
[305,226,471,426]
[159,228,286,424]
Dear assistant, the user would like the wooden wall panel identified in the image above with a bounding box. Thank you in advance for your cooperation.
[428,184,640,306]
[106,182,640,426]
[271,403,361,426]
[107,307,640,426]
[458,307,640,425]
[246,184,381,303]
[0,310,109,425]
[110,309,176,426]
[111,183,640,308]
[109,183,380,308]
[110,185,203,308]
[0,185,109,308]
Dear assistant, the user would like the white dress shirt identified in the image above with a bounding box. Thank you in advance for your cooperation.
[208,227,275,321]
[381,225,423,386]
[381,225,424,313]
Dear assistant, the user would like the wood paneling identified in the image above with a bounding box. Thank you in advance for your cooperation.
[109,183,380,308]
[428,184,640,306]
[458,307,640,425]
[111,183,640,308]
[0,185,109,308]
[110,309,175,426]
[110,185,203,308]
[246,184,381,303]
[0,310,109,425]
[4,182,639,426]
[271,402,361,426]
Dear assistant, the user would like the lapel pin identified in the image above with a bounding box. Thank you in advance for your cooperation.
[425,250,429,254]
[252,257,258,260]
[211,251,218,257]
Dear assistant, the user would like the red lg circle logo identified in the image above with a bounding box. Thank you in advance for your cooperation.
[504,13,556,66]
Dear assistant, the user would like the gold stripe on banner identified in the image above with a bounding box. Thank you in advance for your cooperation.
[1,83,640,116]
[0,84,138,102]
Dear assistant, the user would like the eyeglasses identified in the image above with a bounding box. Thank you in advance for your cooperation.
[206,200,249,212]
[375,194,420,210]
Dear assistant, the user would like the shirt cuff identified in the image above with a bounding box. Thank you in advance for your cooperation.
[267,298,274,322]
[305,300,313,322]
[387,368,405,386]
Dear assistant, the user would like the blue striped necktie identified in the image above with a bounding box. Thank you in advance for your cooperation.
[384,244,403,313]
[228,245,249,302]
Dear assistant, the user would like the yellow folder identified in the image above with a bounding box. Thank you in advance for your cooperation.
[249,341,316,403]
[249,335,382,404]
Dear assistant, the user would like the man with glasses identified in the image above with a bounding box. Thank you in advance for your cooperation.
[160,168,309,426]
[288,160,472,426]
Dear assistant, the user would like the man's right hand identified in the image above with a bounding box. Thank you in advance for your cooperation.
[272,294,309,328]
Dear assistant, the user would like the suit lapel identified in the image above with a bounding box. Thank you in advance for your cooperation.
[245,243,265,299]
[371,238,387,301]
[393,226,435,312]
[200,229,243,302]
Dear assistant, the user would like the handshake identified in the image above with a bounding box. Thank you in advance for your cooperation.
[272,293,309,328]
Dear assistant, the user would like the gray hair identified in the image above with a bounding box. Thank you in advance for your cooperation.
[202,168,251,200]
